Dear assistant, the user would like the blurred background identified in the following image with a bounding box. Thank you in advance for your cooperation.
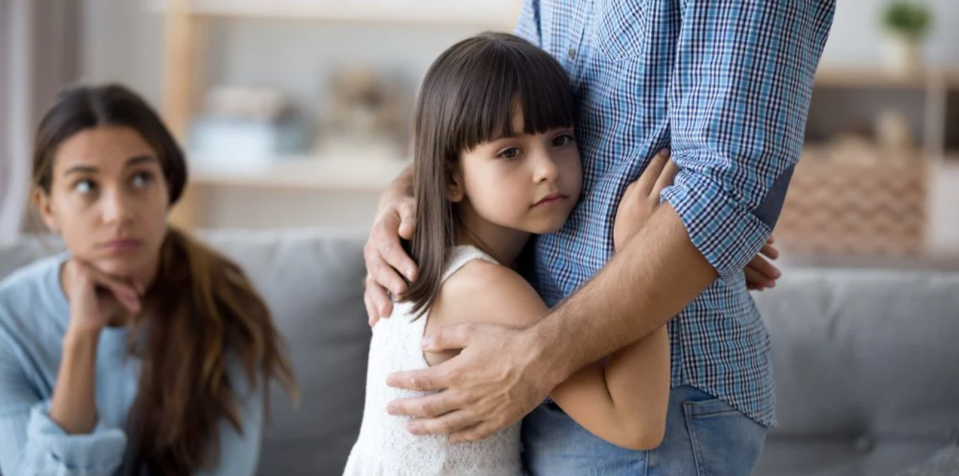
[3,3,959,476]
[1,0,957,266]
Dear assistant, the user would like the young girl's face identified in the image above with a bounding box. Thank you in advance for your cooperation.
[453,109,582,235]
[35,126,170,280]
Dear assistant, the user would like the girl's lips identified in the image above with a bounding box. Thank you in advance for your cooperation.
[533,193,569,207]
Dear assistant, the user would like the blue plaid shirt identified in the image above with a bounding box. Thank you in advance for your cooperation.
[516,0,835,426]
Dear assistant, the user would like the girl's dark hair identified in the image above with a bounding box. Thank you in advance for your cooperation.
[402,32,577,316]
[31,84,297,475]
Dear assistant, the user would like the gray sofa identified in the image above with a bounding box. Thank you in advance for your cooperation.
[1,228,957,476]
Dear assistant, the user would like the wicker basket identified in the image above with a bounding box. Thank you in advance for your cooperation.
[776,154,928,257]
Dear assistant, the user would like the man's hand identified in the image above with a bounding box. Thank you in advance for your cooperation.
[385,323,559,443]
[745,237,781,291]
[364,192,418,326]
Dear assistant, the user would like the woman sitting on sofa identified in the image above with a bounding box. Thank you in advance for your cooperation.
[0,84,297,476]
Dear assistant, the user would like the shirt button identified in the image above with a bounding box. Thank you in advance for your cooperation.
[568,47,576,59]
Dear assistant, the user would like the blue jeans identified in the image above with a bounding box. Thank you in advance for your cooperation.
[522,386,767,475]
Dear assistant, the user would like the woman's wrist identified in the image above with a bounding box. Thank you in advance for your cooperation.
[51,328,100,434]
[62,326,101,355]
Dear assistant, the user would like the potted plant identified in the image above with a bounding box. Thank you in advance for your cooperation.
[880,1,932,76]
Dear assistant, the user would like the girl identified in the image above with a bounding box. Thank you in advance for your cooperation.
[344,32,674,475]
[0,84,297,476]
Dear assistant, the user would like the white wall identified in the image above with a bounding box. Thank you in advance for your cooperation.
[82,0,164,105]
[821,0,959,67]
[928,162,959,255]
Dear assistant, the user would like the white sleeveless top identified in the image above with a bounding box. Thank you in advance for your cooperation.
[343,246,524,476]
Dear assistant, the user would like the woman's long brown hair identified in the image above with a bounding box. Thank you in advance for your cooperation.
[31,84,297,475]
[402,32,577,316]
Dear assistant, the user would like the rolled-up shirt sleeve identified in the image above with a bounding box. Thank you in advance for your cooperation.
[0,344,126,476]
[661,0,835,281]
[23,401,128,475]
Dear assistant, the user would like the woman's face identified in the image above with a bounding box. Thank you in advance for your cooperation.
[36,126,170,281]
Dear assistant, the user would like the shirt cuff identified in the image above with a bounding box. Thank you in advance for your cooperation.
[661,169,771,282]
[26,401,127,474]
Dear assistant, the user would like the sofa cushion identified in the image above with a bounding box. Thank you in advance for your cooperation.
[753,270,959,476]
[202,228,369,476]
[894,445,959,476]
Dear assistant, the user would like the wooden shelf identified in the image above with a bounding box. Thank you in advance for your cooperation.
[145,0,519,28]
[814,67,959,89]
[188,155,410,191]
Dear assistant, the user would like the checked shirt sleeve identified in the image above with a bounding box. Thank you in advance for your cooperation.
[661,0,835,280]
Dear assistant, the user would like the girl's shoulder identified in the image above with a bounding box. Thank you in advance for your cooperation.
[431,253,547,330]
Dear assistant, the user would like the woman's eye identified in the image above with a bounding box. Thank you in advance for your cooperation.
[498,147,522,160]
[131,172,152,188]
[553,134,575,147]
[74,179,96,194]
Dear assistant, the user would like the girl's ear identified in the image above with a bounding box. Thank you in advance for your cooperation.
[447,167,465,203]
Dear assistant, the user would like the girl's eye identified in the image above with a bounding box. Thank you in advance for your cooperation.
[553,134,575,147]
[74,179,96,195]
[131,172,153,188]
[498,147,522,160]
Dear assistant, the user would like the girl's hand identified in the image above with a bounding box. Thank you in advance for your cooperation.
[63,259,143,336]
[613,149,678,252]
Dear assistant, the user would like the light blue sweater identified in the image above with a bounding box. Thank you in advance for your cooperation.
[0,255,264,476]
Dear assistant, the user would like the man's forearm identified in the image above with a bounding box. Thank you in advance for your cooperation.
[531,203,717,383]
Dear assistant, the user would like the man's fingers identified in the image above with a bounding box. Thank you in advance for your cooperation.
[747,254,782,281]
[636,149,670,195]
[760,242,780,260]
[370,253,409,297]
[388,391,468,420]
[745,267,772,290]
[421,323,476,353]
[387,365,450,393]
[450,421,500,444]
[364,292,379,326]
[374,218,418,283]
[653,159,680,196]
[365,278,394,319]
[397,200,417,241]
[407,410,477,436]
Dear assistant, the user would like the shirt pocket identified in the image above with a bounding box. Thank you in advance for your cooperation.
[596,0,647,62]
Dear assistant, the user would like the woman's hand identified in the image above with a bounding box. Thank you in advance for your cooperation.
[49,260,142,435]
[63,259,143,336]
[613,149,678,252]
